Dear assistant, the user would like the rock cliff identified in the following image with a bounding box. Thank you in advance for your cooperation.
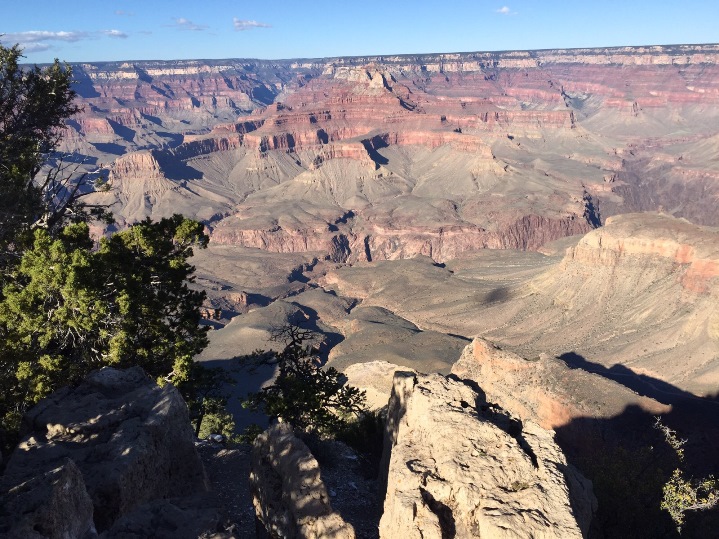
[451,338,671,431]
[0,367,221,538]
[71,44,719,260]
[379,371,593,538]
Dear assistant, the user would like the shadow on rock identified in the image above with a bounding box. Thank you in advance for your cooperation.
[555,352,719,539]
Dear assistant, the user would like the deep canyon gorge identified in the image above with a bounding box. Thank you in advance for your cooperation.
[3,43,719,538]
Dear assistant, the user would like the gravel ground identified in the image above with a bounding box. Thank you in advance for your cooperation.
[310,440,382,539]
[198,442,257,538]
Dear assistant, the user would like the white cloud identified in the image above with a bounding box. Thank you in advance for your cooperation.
[2,30,90,45]
[103,29,128,39]
[170,17,209,31]
[496,6,515,15]
[15,42,52,53]
[0,29,130,53]
[114,10,134,16]
[233,18,271,31]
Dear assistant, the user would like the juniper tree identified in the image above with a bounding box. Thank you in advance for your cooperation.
[0,45,211,451]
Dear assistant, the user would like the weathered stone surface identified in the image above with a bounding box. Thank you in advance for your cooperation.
[250,422,355,539]
[379,372,588,538]
[0,458,95,539]
[0,367,209,533]
[343,360,414,410]
[451,338,670,431]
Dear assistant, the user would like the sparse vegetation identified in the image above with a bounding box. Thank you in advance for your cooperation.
[655,417,719,532]
[508,480,532,492]
[242,324,368,438]
[0,44,211,452]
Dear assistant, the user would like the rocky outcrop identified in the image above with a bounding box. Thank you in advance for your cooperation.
[356,213,593,262]
[379,372,593,538]
[564,213,719,294]
[110,150,165,179]
[210,224,352,263]
[0,459,95,539]
[210,206,594,263]
[0,367,213,536]
[250,422,355,538]
[343,360,415,410]
[73,44,719,252]
[451,338,670,431]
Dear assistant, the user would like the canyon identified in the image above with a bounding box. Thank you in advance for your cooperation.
[14,43,719,536]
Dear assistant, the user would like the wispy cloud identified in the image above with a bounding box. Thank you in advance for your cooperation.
[10,42,51,53]
[102,29,128,39]
[114,10,134,16]
[3,30,91,45]
[170,17,209,31]
[496,6,517,15]
[0,29,129,53]
[233,18,271,31]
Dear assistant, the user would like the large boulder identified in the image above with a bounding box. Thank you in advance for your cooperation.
[379,372,588,538]
[342,360,415,410]
[0,367,210,535]
[0,458,95,539]
[250,422,355,538]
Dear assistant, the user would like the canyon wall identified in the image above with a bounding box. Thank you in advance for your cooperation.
[65,44,719,261]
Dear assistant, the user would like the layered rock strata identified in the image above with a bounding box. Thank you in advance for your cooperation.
[69,44,719,262]
[451,339,671,430]
[379,371,593,538]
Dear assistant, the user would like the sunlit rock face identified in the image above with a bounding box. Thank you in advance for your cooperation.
[378,372,594,538]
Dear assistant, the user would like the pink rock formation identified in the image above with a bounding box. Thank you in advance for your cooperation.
[451,339,670,431]
[71,44,719,260]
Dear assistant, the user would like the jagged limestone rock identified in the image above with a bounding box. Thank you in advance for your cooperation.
[0,458,95,539]
[379,372,587,538]
[250,422,355,539]
[0,367,210,535]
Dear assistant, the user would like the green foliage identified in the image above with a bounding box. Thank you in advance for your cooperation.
[238,423,264,444]
[0,215,209,445]
[662,469,719,531]
[0,44,82,252]
[573,429,679,538]
[0,44,215,454]
[655,417,719,531]
[243,325,367,437]
[96,215,209,375]
[335,409,386,477]
[196,397,237,441]
[179,360,235,438]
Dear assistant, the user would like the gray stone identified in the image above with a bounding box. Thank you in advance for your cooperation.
[250,422,355,538]
[0,458,95,539]
[1,367,209,534]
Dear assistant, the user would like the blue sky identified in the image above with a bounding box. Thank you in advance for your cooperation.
[2,0,719,63]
